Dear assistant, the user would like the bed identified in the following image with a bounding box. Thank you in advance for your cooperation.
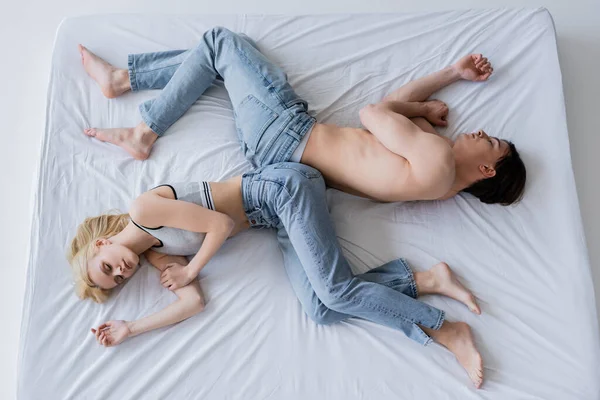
[18,9,600,399]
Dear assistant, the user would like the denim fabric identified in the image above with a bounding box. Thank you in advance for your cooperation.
[128,27,315,167]
[242,163,445,345]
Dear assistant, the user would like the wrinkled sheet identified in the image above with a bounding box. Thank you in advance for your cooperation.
[18,9,600,399]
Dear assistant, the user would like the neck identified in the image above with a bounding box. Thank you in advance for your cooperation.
[109,221,156,254]
[451,149,479,194]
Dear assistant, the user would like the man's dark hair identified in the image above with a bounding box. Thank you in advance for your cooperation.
[463,141,526,206]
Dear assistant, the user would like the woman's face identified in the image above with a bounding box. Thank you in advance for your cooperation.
[87,239,140,290]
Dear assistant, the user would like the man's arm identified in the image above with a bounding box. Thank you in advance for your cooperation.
[359,103,454,199]
[383,54,493,103]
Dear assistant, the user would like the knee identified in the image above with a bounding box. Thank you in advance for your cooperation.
[317,287,347,313]
[205,26,235,44]
[304,307,337,325]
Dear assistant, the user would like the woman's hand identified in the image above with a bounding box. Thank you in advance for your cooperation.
[160,262,196,290]
[91,320,131,347]
[452,54,493,82]
[423,99,449,127]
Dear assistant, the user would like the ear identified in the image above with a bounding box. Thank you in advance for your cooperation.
[94,238,111,248]
[478,164,497,179]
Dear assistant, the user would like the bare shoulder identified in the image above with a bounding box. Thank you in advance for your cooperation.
[130,185,177,226]
[405,138,455,200]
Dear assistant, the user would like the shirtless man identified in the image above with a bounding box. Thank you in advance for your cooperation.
[80,27,525,205]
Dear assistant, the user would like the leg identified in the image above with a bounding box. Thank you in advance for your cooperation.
[79,45,190,97]
[278,227,422,325]
[138,27,310,163]
[83,28,312,163]
[251,163,444,344]
[251,163,483,387]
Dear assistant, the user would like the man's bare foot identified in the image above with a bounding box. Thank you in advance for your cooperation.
[83,123,157,160]
[424,321,484,388]
[416,262,480,314]
[78,44,131,98]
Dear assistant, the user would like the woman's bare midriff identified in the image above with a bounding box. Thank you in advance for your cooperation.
[300,123,415,202]
[209,177,250,235]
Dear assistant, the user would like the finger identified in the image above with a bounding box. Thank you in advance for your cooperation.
[91,328,96,334]
[98,323,108,330]
[477,72,491,81]
[475,59,486,69]
[472,53,482,62]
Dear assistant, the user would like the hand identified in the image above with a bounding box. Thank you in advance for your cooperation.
[160,262,195,290]
[452,54,493,82]
[91,320,131,347]
[423,99,449,126]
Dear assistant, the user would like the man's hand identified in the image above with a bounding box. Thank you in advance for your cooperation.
[452,54,493,82]
[423,100,449,127]
[160,262,195,290]
[91,320,131,347]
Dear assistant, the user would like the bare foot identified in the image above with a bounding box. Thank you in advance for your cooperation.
[78,44,130,98]
[422,263,481,314]
[83,124,157,160]
[426,321,484,388]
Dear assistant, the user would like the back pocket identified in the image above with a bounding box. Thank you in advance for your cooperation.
[234,95,279,152]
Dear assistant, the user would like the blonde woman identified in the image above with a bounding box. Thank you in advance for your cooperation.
[69,162,484,387]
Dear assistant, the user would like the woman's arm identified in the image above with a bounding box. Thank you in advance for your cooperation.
[130,189,235,289]
[92,250,205,347]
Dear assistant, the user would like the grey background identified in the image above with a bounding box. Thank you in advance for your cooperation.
[1,1,598,398]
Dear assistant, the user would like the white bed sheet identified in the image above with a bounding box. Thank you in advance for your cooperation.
[18,9,600,400]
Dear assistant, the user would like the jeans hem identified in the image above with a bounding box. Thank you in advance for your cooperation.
[433,309,445,331]
[396,258,418,299]
[128,54,139,92]
[139,103,166,136]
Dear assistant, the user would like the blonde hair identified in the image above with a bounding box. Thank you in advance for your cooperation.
[67,210,130,303]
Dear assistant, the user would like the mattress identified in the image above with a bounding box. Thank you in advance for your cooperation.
[18,9,600,400]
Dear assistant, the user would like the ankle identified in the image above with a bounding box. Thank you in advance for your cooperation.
[415,270,436,295]
[133,123,158,145]
[114,69,131,91]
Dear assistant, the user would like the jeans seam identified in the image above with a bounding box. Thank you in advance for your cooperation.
[230,37,288,108]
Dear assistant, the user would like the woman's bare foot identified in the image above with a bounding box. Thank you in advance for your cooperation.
[415,262,480,314]
[424,321,484,388]
[84,123,157,160]
[78,44,131,98]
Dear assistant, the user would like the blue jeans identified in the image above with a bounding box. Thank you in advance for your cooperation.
[129,27,445,345]
[128,27,315,167]
[242,163,445,345]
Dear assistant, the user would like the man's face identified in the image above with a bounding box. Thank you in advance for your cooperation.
[453,130,510,178]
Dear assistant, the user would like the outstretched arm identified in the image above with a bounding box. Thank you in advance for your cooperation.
[383,54,493,103]
[91,250,206,347]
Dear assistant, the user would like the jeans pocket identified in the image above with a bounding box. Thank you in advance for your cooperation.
[273,163,322,179]
[235,95,279,152]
